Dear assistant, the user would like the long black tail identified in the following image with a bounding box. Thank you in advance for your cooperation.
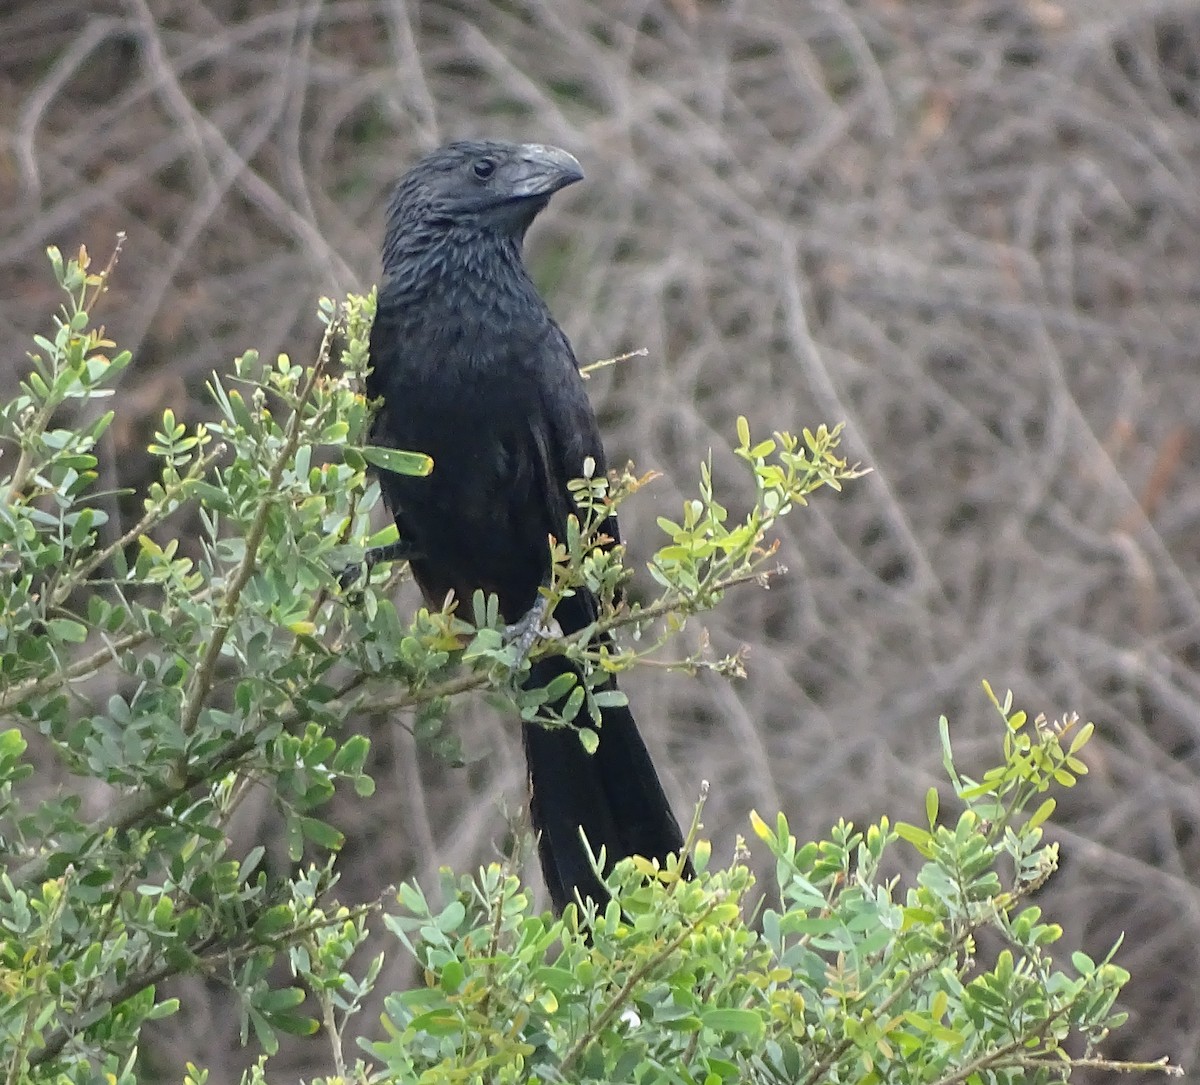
[522,653,692,913]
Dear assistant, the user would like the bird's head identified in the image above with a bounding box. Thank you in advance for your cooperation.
[384,139,584,248]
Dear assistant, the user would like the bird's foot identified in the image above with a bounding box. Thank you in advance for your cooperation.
[338,540,419,592]
[503,593,552,673]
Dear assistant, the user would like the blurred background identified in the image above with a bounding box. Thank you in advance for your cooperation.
[3,0,1200,1079]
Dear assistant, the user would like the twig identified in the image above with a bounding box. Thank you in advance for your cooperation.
[556,899,721,1077]
[178,334,331,741]
[578,347,648,379]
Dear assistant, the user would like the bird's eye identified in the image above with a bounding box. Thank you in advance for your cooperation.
[473,158,496,180]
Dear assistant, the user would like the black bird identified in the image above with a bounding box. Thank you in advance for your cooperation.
[366,139,690,913]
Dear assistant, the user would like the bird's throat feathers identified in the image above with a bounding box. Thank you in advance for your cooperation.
[379,222,538,323]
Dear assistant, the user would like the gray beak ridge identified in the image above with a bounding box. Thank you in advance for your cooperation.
[508,144,585,199]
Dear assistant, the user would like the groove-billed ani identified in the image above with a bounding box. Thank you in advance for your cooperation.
[366,139,690,913]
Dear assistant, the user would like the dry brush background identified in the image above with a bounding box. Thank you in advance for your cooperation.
[3,0,1200,1079]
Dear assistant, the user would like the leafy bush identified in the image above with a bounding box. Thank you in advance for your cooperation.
[0,247,1178,1083]
[354,690,1154,1085]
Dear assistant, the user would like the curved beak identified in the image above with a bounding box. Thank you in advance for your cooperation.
[507,143,585,199]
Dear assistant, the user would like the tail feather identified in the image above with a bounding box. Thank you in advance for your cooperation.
[523,654,691,913]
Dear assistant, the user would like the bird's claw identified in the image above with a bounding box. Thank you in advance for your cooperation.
[503,593,551,674]
[339,540,419,592]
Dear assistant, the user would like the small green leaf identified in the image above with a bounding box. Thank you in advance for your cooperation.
[146,998,180,1021]
[252,905,294,939]
[364,523,400,548]
[258,986,306,1013]
[332,734,371,773]
[0,729,29,762]
[1068,721,1094,755]
[299,816,344,851]
[47,618,88,643]
[361,445,433,477]
[440,960,465,992]
[541,671,577,702]
[1027,798,1056,829]
[894,822,932,854]
[436,900,466,933]
[701,1008,764,1037]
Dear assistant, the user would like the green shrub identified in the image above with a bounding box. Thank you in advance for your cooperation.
[0,245,1178,1084]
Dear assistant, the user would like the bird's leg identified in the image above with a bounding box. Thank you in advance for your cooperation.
[363,539,421,568]
[503,591,552,672]
[338,539,421,591]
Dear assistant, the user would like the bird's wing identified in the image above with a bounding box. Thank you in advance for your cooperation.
[519,322,625,632]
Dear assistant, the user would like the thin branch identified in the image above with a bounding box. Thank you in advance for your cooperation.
[0,628,153,716]
[178,340,330,741]
[557,899,721,1077]
[29,892,386,1068]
